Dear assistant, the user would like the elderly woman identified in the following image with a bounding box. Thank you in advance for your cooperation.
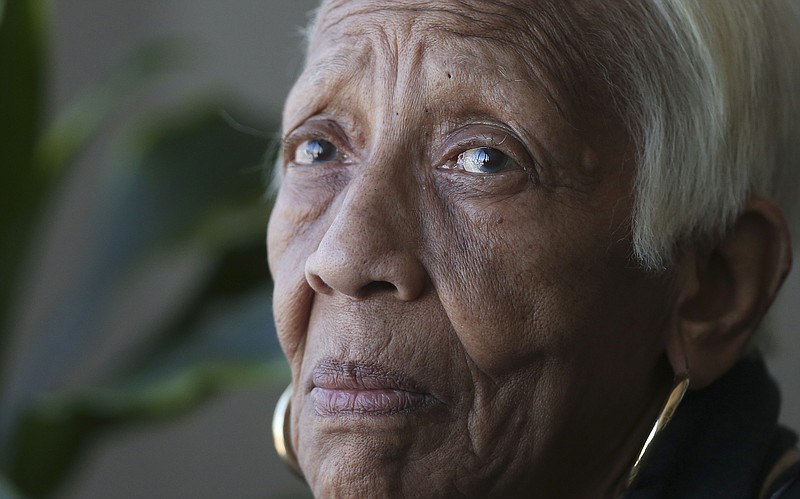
[267,0,800,497]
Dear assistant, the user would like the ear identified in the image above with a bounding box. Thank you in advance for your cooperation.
[665,198,793,388]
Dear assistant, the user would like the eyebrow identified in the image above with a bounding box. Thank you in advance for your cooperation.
[282,48,370,135]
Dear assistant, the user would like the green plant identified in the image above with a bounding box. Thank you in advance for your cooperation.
[0,1,287,496]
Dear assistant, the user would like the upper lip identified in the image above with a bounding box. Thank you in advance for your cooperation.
[312,359,430,394]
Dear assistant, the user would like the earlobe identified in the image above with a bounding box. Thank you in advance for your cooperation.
[665,198,792,388]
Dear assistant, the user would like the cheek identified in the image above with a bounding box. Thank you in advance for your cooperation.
[427,195,666,377]
[267,168,345,282]
[267,183,333,365]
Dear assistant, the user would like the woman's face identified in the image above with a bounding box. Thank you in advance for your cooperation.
[268,0,676,496]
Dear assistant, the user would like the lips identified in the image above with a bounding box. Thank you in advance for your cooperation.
[310,360,440,416]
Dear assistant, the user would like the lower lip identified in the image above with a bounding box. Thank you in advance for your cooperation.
[311,387,435,416]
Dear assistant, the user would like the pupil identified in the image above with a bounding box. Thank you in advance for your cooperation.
[305,139,336,162]
[476,149,491,165]
[474,147,507,172]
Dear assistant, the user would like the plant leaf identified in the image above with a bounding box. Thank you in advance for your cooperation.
[7,267,285,496]
[0,0,49,350]
[33,40,187,176]
[0,473,23,499]
[113,282,285,388]
[1,102,280,495]
[3,102,275,408]
[8,355,289,497]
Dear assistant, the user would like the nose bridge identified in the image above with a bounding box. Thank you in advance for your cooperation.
[325,164,411,263]
[342,151,414,236]
[304,146,427,301]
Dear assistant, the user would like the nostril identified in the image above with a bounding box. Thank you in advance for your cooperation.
[304,237,427,301]
[357,281,398,298]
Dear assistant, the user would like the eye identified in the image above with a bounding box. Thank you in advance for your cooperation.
[457,147,510,174]
[293,138,339,165]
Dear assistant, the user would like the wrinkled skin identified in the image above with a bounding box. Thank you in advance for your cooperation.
[268,0,677,497]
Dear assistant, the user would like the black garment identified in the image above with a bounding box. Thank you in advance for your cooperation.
[627,354,800,498]
[769,461,800,498]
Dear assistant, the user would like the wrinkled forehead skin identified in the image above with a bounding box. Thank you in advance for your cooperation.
[298,0,609,128]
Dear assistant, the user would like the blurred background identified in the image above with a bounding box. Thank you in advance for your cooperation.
[0,1,797,498]
[1,0,316,497]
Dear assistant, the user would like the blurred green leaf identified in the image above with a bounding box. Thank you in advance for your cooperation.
[0,3,284,497]
[0,0,47,191]
[115,282,286,390]
[0,473,23,499]
[8,357,289,497]
[118,242,280,377]
[0,15,184,368]
[3,101,280,496]
[105,101,275,255]
[33,40,186,175]
[5,102,275,408]
[0,0,49,349]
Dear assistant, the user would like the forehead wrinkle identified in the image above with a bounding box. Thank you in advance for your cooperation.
[283,44,372,132]
[316,0,545,54]
[367,24,438,161]
[317,11,435,112]
[306,45,371,87]
[313,0,596,126]
[369,14,422,113]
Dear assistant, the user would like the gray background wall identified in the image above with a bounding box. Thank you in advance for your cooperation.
[25,1,800,497]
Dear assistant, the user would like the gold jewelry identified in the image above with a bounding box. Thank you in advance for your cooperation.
[625,375,690,488]
[272,384,303,477]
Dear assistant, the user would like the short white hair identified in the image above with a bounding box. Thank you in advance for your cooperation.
[592,0,800,270]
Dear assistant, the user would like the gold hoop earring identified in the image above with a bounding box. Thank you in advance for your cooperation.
[625,375,690,488]
[272,384,302,477]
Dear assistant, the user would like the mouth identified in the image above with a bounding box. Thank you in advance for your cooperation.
[310,359,441,416]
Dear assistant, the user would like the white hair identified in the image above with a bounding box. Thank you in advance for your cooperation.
[591,0,800,270]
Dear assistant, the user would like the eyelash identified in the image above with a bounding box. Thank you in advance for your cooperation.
[282,124,350,168]
[439,131,537,181]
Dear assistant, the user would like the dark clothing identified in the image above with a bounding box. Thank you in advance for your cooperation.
[770,462,800,498]
[627,354,800,498]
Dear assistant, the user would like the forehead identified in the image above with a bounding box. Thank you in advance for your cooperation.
[311,0,588,65]
[298,0,594,114]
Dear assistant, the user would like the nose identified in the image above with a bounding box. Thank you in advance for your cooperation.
[304,168,427,301]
